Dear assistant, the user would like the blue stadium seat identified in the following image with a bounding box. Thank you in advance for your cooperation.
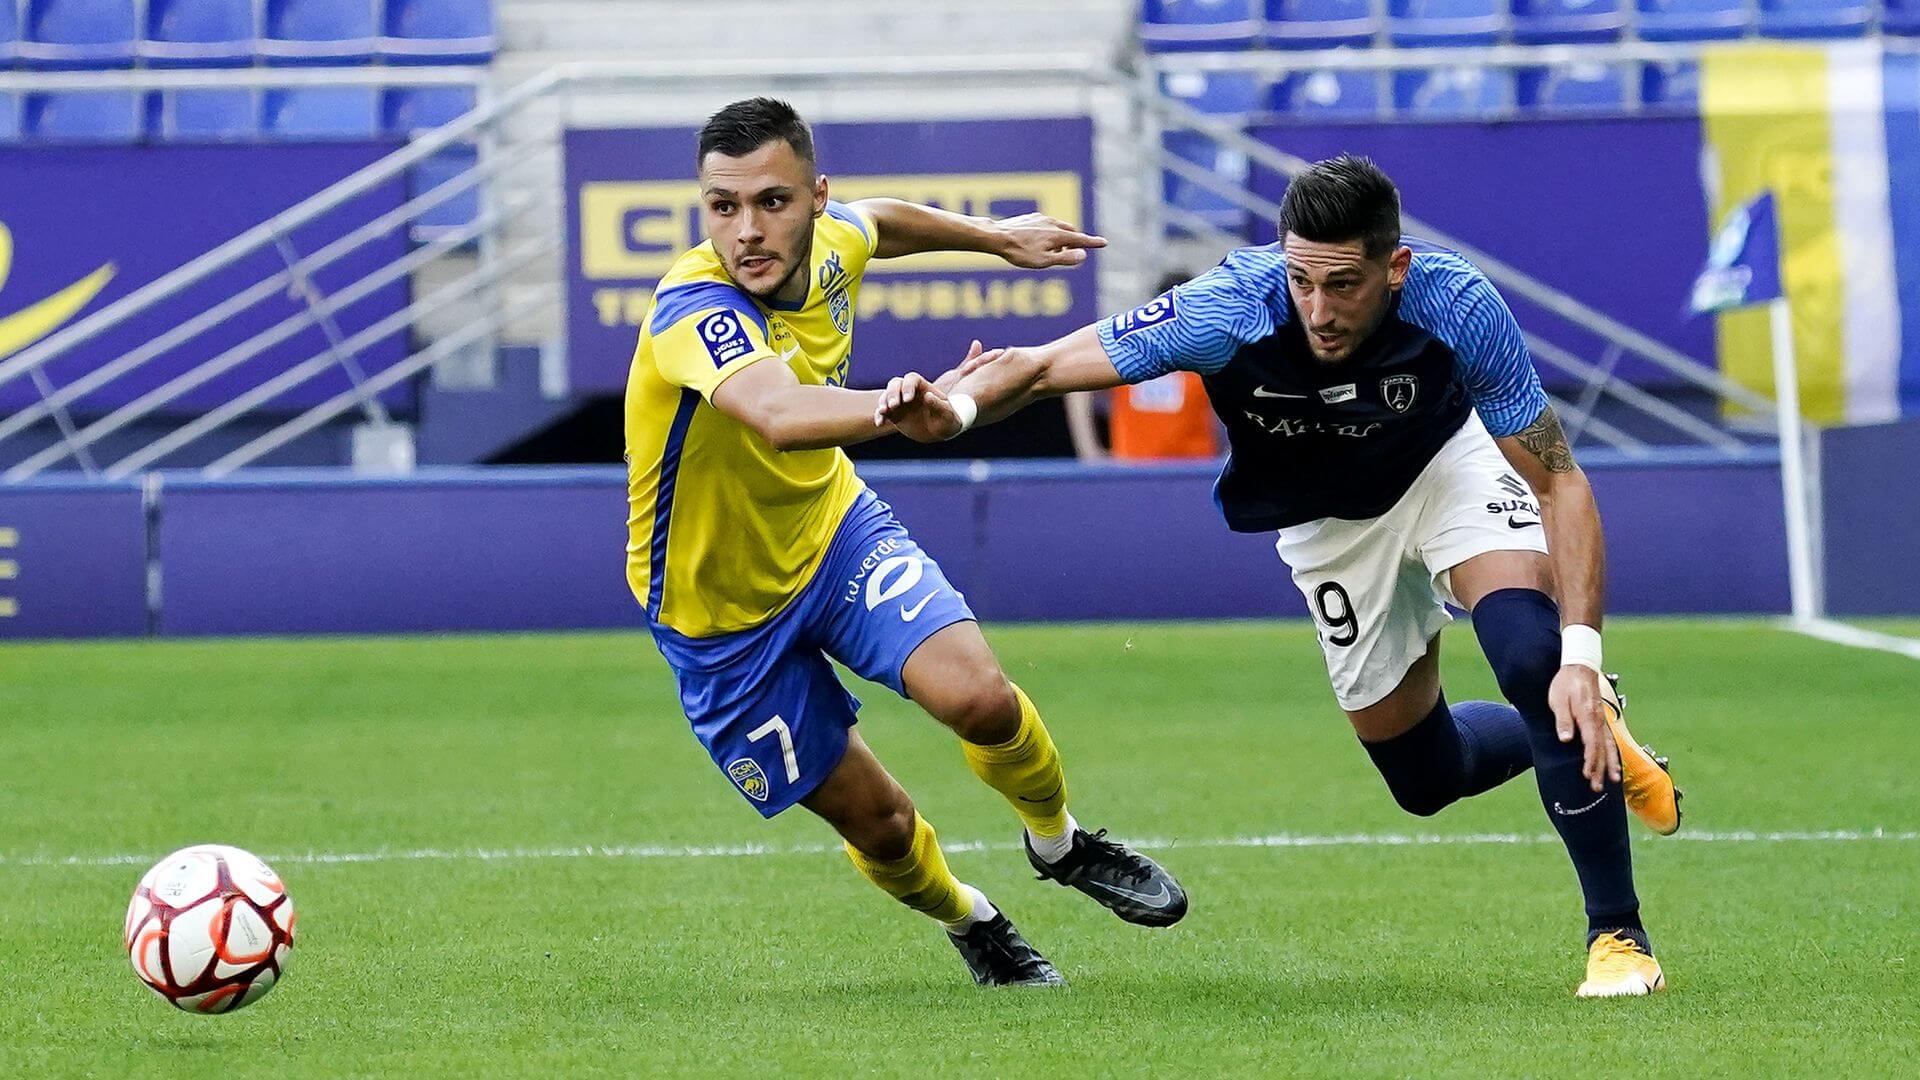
[18,0,138,68]
[1264,0,1378,48]
[1393,66,1515,117]
[1887,0,1920,34]
[1517,63,1629,114]
[1756,0,1872,38]
[1273,69,1383,118]
[23,91,142,141]
[1636,0,1751,40]
[383,0,496,64]
[141,0,258,66]
[150,89,260,141]
[1158,72,1259,235]
[263,87,381,138]
[262,0,379,65]
[1640,60,1700,110]
[1139,0,1261,52]
[383,86,477,133]
[1388,0,1504,46]
[1,0,19,66]
[409,144,481,230]
[0,95,19,143]
[1511,0,1626,43]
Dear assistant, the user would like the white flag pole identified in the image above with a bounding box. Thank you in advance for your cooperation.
[1768,297,1817,624]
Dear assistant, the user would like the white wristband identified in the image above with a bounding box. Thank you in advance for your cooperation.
[949,392,979,435]
[1561,624,1603,673]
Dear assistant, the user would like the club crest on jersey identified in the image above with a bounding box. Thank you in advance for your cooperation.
[820,251,852,334]
[1109,293,1178,341]
[698,310,754,367]
[726,758,770,802]
[1380,375,1419,413]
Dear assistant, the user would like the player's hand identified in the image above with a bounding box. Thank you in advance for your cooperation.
[1549,665,1621,792]
[874,372,961,442]
[994,213,1107,269]
[931,339,1003,395]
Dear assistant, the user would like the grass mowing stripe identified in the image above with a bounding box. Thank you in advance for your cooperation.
[5,827,1913,869]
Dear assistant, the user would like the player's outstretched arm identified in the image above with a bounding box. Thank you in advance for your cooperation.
[712,348,975,451]
[852,198,1106,268]
[873,324,1127,437]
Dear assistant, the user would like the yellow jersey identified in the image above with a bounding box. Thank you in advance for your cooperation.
[623,200,878,637]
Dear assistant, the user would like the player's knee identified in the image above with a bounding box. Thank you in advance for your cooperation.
[940,672,1021,745]
[1472,588,1562,706]
[1384,782,1453,818]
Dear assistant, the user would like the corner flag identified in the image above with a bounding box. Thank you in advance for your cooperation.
[1690,191,1782,315]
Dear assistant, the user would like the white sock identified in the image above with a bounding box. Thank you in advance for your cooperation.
[1026,812,1080,864]
[942,884,998,935]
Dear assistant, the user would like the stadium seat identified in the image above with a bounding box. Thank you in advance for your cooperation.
[1393,66,1515,117]
[150,89,260,141]
[263,87,382,139]
[1640,60,1700,110]
[262,0,379,65]
[1517,63,1630,114]
[383,85,478,134]
[1273,68,1383,118]
[18,0,138,68]
[0,95,19,143]
[1158,72,1259,235]
[141,0,257,66]
[1510,0,1626,43]
[1756,0,1872,38]
[1635,0,1752,40]
[1887,0,1920,33]
[1263,0,1379,48]
[383,0,496,64]
[409,144,481,230]
[1388,0,1505,46]
[23,91,142,141]
[1139,0,1261,52]
[0,0,19,66]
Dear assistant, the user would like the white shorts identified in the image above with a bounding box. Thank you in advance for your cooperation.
[1276,413,1550,711]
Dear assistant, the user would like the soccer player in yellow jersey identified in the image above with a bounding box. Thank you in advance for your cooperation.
[624,98,1187,986]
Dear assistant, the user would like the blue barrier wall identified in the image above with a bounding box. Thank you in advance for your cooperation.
[0,452,1825,640]
[1822,417,1920,616]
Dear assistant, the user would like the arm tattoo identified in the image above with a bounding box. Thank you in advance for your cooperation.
[1513,406,1577,473]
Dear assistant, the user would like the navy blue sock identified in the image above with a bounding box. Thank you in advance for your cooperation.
[1362,692,1532,817]
[1472,588,1642,935]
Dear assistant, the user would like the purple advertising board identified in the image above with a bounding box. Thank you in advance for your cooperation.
[0,480,148,639]
[1249,118,1715,391]
[564,118,1098,394]
[0,143,413,419]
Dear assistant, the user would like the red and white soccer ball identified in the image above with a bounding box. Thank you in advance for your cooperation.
[124,844,296,1014]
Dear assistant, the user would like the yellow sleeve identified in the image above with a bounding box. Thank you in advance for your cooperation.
[825,200,880,266]
[648,282,778,402]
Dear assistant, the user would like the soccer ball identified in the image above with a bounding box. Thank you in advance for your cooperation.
[124,844,296,1013]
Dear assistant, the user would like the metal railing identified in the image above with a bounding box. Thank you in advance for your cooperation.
[0,46,1785,480]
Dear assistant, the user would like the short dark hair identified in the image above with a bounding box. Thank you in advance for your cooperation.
[698,97,815,170]
[1278,155,1401,258]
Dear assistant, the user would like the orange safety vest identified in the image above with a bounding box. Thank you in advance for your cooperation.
[1110,372,1219,460]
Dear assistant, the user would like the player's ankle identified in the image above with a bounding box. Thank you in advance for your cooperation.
[942,884,998,935]
[1026,813,1079,864]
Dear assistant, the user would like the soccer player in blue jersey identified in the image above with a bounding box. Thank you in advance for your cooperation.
[881,156,1683,997]
[625,99,1186,988]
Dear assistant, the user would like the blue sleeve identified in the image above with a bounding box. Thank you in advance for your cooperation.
[1450,275,1549,437]
[1094,263,1278,383]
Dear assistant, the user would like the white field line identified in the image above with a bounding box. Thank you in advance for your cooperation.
[1,828,1914,870]
[1782,616,1920,661]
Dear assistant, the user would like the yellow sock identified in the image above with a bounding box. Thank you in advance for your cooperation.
[843,813,974,926]
[962,682,1070,839]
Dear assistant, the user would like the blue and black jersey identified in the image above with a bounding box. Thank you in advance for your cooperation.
[1096,243,1550,531]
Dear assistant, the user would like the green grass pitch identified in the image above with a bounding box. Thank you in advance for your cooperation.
[2,619,1917,1077]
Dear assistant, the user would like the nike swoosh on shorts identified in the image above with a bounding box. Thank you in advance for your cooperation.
[900,592,938,622]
